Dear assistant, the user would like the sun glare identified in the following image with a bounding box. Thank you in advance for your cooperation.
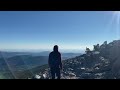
[114,11,120,14]
[107,11,120,39]
[114,11,120,39]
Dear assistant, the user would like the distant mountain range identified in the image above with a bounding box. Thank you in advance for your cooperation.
[0,55,49,79]
[0,51,81,59]
[0,51,81,79]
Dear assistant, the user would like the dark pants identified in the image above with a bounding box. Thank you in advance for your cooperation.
[50,67,61,79]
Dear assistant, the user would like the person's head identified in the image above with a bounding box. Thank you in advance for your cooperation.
[53,45,58,52]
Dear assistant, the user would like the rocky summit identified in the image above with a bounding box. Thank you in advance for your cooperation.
[23,40,120,79]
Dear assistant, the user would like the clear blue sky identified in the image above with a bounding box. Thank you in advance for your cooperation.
[0,11,119,52]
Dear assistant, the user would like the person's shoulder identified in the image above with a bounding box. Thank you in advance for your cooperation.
[58,51,61,55]
[49,51,54,55]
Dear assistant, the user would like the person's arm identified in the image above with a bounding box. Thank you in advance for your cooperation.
[59,53,62,70]
[48,53,51,68]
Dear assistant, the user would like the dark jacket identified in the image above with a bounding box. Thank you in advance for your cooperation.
[48,51,62,69]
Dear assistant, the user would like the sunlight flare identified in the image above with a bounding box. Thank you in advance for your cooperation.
[107,11,120,39]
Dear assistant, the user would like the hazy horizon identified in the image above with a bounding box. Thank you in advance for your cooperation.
[0,48,85,53]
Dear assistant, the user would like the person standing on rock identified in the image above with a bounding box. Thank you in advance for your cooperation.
[48,45,62,79]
